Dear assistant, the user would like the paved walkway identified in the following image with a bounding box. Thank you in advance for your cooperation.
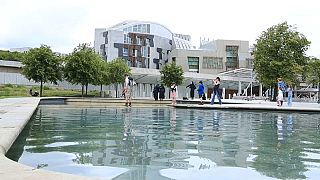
[0,97,319,180]
[175,99,320,112]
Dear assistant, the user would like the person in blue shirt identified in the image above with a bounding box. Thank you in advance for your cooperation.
[287,85,293,107]
[197,81,205,105]
[277,78,286,92]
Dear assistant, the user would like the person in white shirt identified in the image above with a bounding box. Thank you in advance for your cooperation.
[124,74,134,107]
[277,88,284,107]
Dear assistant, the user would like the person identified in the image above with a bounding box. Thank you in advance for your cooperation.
[211,77,222,105]
[29,89,39,97]
[124,74,135,107]
[287,85,293,107]
[170,82,177,105]
[277,88,284,106]
[277,78,287,92]
[153,84,160,101]
[159,84,165,101]
[186,81,196,100]
[197,81,205,105]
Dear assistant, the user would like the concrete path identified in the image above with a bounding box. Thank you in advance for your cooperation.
[175,99,320,112]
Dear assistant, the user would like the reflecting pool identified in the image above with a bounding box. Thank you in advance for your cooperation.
[6,105,320,180]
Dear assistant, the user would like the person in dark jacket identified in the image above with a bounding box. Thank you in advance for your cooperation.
[186,81,196,100]
[159,84,165,101]
[197,81,205,105]
[210,77,222,105]
[153,84,160,101]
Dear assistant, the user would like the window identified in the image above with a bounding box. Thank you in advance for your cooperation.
[147,24,150,33]
[142,24,146,33]
[141,46,148,57]
[124,34,131,44]
[202,57,223,69]
[187,57,199,72]
[133,25,138,32]
[226,46,238,69]
[123,48,128,56]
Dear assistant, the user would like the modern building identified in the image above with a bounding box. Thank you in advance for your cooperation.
[94,20,258,98]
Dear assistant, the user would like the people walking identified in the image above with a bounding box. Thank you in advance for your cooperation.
[170,83,177,105]
[197,81,205,105]
[186,81,196,100]
[277,88,284,106]
[124,74,135,107]
[287,85,293,107]
[159,84,165,101]
[153,84,160,101]
[210,77,222,105]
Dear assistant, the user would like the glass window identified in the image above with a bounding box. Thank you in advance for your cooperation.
[142,24,146,33]
[187,57,199,72]
[138,24,142,32]
[123,48,128,56]
[226,46,238,69]
[202,57,223,69]
[136,60,141,68]
[147,24,150,33]
[133,25,138,32]
[124,34,131,44]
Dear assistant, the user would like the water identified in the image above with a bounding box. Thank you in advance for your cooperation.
[6,105,320,180]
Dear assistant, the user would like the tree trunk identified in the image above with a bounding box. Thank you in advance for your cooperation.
[81,84,84,97]
[115,84,118,98]
[85,83,88,96]
[40,80,43,97]
[100,84,103,97]
[272,86,277,102]
[318,82,320,104]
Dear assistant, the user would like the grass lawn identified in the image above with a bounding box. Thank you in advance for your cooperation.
[0,84,100,98]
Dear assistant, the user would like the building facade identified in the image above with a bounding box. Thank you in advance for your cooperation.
[93,20,257,98]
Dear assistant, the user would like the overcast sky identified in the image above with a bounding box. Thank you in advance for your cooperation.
[0,0,319,57]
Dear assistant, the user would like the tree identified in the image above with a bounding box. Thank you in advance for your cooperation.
[106,58,131,97]
[92,59,111,97]
[160,61,184,89]
[0,50,25,61]
[64,43,102,96]
[253,22,310,99]
[22,45,63,97]
[305,57,320,103]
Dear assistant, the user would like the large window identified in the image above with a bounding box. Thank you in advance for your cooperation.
[202,57,223,69]
[226,46,238,70]
[123,24,150,34]
[188,57,199,72]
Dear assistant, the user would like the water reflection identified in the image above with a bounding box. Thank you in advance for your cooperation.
[6,106,320,180]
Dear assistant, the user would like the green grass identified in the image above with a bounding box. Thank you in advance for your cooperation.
[0,84,100,98]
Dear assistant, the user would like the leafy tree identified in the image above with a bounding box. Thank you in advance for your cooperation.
[305,57,320,103]
[0,50,26,61]
[64,43,102,96]
[22,45,63,97]
[253,22,310,99]
[106,58,131,97]
[160,61,184,89]
[92,59,111,97]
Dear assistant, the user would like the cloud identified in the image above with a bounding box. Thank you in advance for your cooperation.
[0,0,319,57]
